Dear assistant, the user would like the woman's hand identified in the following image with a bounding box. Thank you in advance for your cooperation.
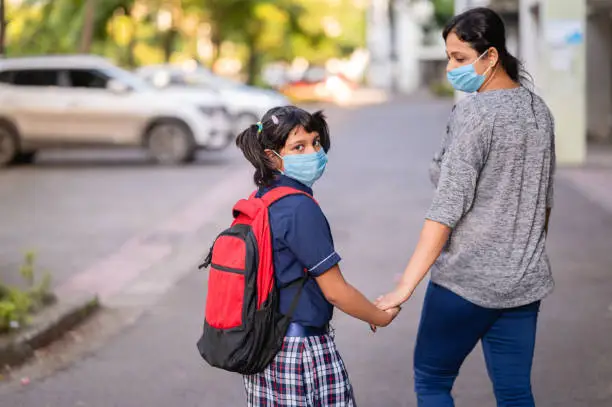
[375,284,413,311]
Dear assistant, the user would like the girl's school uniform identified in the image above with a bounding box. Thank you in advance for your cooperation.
[243,175,356,407]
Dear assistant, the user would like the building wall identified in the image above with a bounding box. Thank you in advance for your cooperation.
[367,0,440,94]
[586,9,612,142]
[537,0,587,164]
[367,0,393,89]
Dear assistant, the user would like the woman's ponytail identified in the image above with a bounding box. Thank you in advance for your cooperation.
[499,49,532,87]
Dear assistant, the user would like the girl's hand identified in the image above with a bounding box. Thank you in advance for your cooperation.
[369,307,401,332]
[375,285,413,311]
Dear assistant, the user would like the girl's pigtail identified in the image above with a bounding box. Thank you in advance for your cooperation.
[235,123,276,187]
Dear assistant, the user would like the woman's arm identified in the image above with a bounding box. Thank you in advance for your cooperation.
[376,220,451,310]
[315,265,400,327]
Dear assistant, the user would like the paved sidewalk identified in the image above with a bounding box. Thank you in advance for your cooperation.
[558,143,612,215]
[1,98,611,407]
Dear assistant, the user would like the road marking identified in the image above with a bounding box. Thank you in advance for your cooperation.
[56,168,252,302]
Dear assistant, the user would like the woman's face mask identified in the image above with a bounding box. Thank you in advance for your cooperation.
[446,50,494,93]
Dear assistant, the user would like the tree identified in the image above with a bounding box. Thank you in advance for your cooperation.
[431,0,453,27]
[0,0,6,56]
[80,0,96,53]
[197,0,306,84]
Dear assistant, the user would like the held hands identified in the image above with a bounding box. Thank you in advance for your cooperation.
[376,283,413,311]
[369,306,401,333]
[369,283,414,333]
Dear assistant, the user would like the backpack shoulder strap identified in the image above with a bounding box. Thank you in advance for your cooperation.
[259,186,315,207]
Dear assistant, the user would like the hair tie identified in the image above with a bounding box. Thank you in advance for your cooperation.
[256,121,263,134]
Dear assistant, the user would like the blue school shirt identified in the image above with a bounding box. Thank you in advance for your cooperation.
[256,174,339,328]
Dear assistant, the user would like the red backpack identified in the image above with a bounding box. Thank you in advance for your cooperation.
[197,186,312,374]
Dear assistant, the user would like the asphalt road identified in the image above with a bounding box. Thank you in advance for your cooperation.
[1,98,611,407]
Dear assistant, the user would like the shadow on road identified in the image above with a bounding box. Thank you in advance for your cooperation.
[6,150,238,171]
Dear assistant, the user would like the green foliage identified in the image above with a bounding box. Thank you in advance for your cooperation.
[4,0,366,82]
[432,0,454,27]
[430,80,454,98]
[0,252,55,334]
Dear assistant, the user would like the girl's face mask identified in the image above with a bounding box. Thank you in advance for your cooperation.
[274,150,328,188]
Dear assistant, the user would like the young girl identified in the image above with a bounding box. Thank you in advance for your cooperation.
[235,105,400,406]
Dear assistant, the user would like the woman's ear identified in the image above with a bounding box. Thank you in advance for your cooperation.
[488,47,499,66]
[264,149,283,172]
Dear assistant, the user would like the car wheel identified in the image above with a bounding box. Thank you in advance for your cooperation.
[146,120,196,165]
[0,125,18,167]
[13,151,37,165]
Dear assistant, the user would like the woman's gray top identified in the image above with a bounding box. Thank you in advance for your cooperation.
[427,87,555,308]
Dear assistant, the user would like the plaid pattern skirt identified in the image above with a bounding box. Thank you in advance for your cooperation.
[243,333,356,407]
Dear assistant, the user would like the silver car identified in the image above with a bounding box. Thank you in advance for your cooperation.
[136,64,291,133]
[0,55,234,166]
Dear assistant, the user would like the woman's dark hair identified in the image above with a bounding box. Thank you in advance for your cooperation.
[443,7,531,86]
[235,106,330,187]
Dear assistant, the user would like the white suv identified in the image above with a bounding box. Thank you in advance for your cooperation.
[0,55,234,166]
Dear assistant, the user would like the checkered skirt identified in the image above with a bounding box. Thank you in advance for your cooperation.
[243,333,356,406]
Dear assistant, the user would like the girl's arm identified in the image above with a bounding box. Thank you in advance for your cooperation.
[376,220,451,310]
[315,265,400,327]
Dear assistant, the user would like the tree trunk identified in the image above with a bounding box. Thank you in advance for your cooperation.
[210,30,222,69]
[126,13,137,68]
[245,18,263,86]
[0,0,6,57]
[162,28,176,62]
[245,34,259,86]
[80,0,96,53]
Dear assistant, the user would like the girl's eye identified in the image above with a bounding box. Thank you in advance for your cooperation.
[294,145,304,151]
[456,58,465,63]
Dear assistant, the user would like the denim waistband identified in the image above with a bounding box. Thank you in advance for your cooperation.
[285,322,328,337]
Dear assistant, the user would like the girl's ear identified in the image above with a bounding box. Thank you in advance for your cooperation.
[265,149,283,172]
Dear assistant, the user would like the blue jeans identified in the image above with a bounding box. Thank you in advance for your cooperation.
[414,282,540,407]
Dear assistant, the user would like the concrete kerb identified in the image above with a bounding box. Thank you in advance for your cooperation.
[0,295,99,369]
[0,167,253,373]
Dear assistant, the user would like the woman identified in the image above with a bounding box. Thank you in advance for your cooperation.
[377,7,555,407]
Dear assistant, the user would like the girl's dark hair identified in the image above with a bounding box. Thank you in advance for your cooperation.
[443,7,531,86]
[235,106,330,187]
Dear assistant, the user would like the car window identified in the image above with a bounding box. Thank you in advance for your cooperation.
[0,70,13,84]
[102,66,152,91]
[67,69,109,89]
[12,69,59,86]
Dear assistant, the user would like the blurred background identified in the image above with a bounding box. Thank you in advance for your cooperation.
[0,1,611,406]
[0,0,605,165]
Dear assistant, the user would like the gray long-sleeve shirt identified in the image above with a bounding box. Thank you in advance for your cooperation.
[427,87,555,309]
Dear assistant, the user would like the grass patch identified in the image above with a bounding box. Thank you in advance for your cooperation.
[430,81,455,98]
[0,252,56,334]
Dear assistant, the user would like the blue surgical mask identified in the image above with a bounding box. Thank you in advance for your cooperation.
[274,150,328,188]
[447,51,493,93]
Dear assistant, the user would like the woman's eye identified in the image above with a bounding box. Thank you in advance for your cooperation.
[294,145,304,151]
[456,58,465,63]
